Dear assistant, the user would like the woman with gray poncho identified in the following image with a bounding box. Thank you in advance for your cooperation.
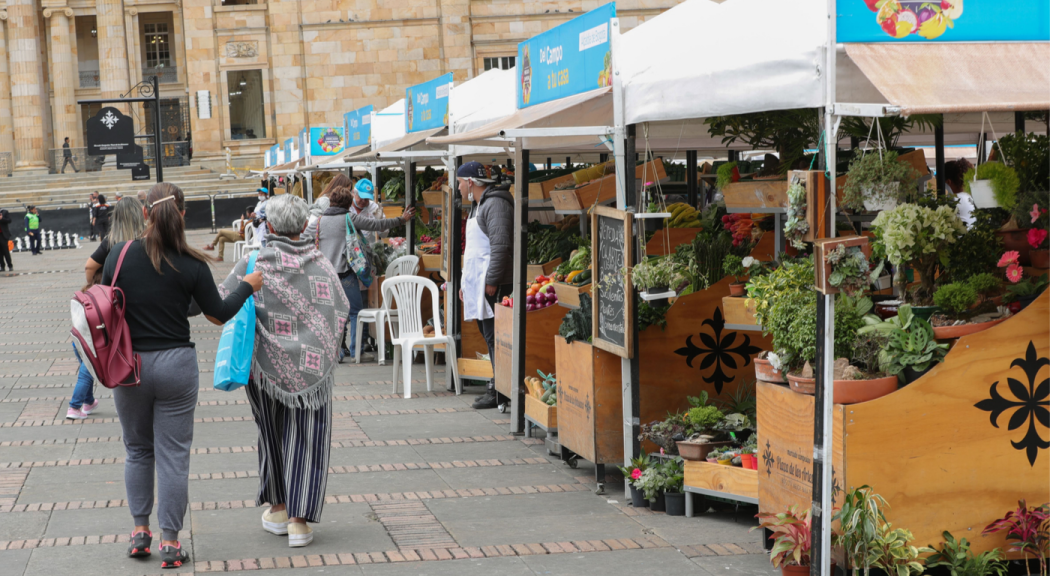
[217,194,349,548]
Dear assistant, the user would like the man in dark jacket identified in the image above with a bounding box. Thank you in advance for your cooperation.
[0,208,12,271]
[61,137,79,173]
[457,161,513,409]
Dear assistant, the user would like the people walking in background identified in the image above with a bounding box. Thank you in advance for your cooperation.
[317,184,413,362]
[349,178,386,244]
[0,208,12,271]
[61,137,79,173]
[89,192,99,240]
[92,195,112,241]
[102,183,262,569]
[302,196,329,240]
[217,194,348,548]
[24,206,41,255]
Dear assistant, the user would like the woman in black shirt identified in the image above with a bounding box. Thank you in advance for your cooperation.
[92,194,112,242]
[102,183,262,569]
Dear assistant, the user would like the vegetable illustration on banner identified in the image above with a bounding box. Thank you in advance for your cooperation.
[838,0,1049,42]
[343,105,373,148]
[516,2,615,109]
[310,127,345,156]
[405,73,452,133]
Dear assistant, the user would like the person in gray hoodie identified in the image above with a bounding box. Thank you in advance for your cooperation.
[457,162,513,410]
[317,182,414,361]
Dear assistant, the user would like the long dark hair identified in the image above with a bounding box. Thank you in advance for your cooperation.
[142,182,210,273]
[321,174,351,198]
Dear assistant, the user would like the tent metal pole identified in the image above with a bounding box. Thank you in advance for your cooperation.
[1015,112,1025,133]
[510,142,530,435]
[686,150,698,207]
[935,120,946,194]
[406,161,416,255]
[449,155,464,392]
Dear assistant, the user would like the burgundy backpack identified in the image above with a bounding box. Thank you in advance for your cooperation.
[71,241,141,388]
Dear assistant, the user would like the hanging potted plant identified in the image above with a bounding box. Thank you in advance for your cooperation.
[964,162,1020,210]
[842,150,919,213]
[618,454,652,508]
[859,304,950,384]
[871,203,966,307]
[929,281,1009,340]
[628,257,678,307]
[723,254,754,297]
[783,179,810,250]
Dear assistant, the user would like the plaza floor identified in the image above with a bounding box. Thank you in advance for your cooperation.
[0,229,774,576]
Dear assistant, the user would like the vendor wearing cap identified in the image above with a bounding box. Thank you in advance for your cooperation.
[349,178,386,243]
[457,162,513,410]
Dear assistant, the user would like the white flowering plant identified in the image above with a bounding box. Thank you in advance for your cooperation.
[871,204,966,305]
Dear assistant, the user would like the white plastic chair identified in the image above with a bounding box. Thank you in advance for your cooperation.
[384,276,459,398]
[355,255,419,365]
[232,224,259,261]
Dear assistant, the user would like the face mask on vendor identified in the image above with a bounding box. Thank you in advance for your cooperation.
[353,194,369,210]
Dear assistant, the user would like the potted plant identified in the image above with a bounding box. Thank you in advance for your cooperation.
[999,251,1050,311]
[1026,201,1049,268]
[842,150,919,212]
[982,500,1050,576]
[677,392,734,460]
[967,272,1004,306]
[834,486,923,576]
[929,280,1009,339]
[636,465,669,512]
[871,203,967,306]
[754,351,787,384]
[638,414,687,456]
[629,256,678,307]
[859,304,950,384]
[964,162,1020,210]
[723,254,753,297]
[824,242,881,298]
[661,458,686,516]
[921,531,1008,576]
[752,505,821,576]
[618,454,652,508]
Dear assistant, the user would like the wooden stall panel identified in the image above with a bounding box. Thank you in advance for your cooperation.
[494,303,561,398]
[525,394,557,430]
[645,228,704,256]
[555,336,626,465]
[684,461,759,501]
[845,293,1050,555]
[757,382,845,517]
[721,180,788,211]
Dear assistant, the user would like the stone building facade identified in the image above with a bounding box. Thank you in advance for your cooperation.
[0,0,677,174]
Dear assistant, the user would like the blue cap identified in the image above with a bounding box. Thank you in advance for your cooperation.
[257,187,268,194]
[354,178,375,200]
[456,161,492,181]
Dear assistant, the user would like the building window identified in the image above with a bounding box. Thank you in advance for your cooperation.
[483,56,515,71]
[228,70,266,140]
[143,23,171,69]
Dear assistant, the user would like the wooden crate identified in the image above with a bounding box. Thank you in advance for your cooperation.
[684,461,759,502]
[758,293,1050,557]
[552,281,590,309]
[458,357,493,380]
[526,258,562,280]
[721,296,758,326]
[524,394,557,431]
[645,228,702,256]
[555,336,624,465]
[721,180,788,211]
[550,159,667,211]
[420,254,442,271]
[812,235,870,295]
[421,191,443,207]
[493,302,562,398]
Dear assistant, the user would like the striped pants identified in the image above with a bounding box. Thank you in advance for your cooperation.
[244,380,332,522]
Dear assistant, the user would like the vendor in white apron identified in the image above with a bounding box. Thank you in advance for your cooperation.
[457,162,515,410]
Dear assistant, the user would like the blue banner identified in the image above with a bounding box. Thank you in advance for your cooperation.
[517,3,615,109]
[838,0,1049,42]
[344,105,373,148]
[283,138,296,162]
[406,73,452,133]
[310,127,345,157]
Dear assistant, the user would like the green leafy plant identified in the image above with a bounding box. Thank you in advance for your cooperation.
[967,273,1002,299]
[964,162,1020,211]
[617,453,652,491]
[638,301,668,332]
[842,150,920,212]
[859,304,949,378]
[723,254,746,283]
[872,204,967,304]
[527,223,581,265]
[714,380,757,421]
[685,405,724,434]
[628,257,678,292]
[933,282,978,318]
[661,457,685,494]
[638,416,687,455]
[635,458,683,500]
[784,180,810,250]
[558,293,592,344]
[983,500,1050,576]
[873,526,924,576]
[716,161,738,190]
[707,109,821,174]
[996,131,1050,194]
[943,209,1006,284]
[752,505,814,568]
[921,531,1008,576]
[826,244,881,298]
[834,486,886,576]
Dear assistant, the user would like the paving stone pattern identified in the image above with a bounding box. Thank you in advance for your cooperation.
[0,231,773,575]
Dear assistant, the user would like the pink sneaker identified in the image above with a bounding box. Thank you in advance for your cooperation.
[81,400,99,415]
[66,407,87,420]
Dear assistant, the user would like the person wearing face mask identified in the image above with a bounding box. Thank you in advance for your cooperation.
[348,178,386,243]
[457,162,513,410]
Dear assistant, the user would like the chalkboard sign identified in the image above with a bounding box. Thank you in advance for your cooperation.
[591,206,633,358]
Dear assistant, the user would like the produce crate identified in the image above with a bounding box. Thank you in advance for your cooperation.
[684,461,758,505]
[549,159,667,211]
[527,258,562,280]
[555,336,623,465]
[524,394,557,432]
[493,302,561,399]
[645,228,702,256]
[721,296,759,327]
[552,281,590,309]
[420,254,442,271]
[721,180,788,211]
[421,191,443,207]
[382,205,405,219]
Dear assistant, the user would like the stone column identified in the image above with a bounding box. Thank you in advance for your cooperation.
[45,8,79,149]
[5,0,48,172]
[96,0,130,105]
[0,12,16,157]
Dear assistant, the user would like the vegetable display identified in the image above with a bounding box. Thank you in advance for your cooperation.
[527,222,580,265]
[524,370,558,406]
[559,293,593,344]
[665,203,703,228]
[502,274,560,311]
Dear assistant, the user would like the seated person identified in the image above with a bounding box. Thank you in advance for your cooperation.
[203,209,253,261]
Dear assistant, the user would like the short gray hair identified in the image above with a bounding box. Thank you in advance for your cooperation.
[265,194,310,236]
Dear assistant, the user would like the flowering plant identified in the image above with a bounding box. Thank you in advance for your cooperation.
[998,251,1049,304]
[1028,203,1049,249]
[982,500,1050,576]
[618,454,652,491]
[871,204,966,304]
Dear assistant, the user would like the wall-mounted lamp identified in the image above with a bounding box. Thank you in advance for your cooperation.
[90,28,97,38]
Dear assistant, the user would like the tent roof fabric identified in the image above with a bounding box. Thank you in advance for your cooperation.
[265,156,303,174]
[344,127,446,161]
[300,144,369,171]
[846,43,1050,115]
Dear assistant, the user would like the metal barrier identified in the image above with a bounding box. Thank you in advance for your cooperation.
[142,141,190,168]
[183,191,258,233]
[142,66,179,84]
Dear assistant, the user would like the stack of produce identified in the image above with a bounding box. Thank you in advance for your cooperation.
[553,244,591,282]
[526,223,579,265]
[665,203,703,228]
[500,274,560,311]
[555,215,580,231]
[722,213,753,246]
[524,371,557,406]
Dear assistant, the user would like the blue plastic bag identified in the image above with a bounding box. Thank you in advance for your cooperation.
[213,251,258,391]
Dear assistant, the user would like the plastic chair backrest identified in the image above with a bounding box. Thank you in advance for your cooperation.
[232,219,243,229]
[243,223,256,245]
[380,255,420,312]
[382,276,444,340]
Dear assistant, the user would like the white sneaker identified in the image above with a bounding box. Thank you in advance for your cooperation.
[66,407,87,420]
[288,522,313,547]
[262,507,289,535]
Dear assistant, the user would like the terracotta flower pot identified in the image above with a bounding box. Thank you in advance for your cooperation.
[729,282,747,297]
[787,373,898,404]
[782,563,835,576]
[755,357,787,383]
[998,230,1032,265]
[677,440,734,461]
[740,454,756,469]
[1031,249,1050,269]
[932,317,1008,340]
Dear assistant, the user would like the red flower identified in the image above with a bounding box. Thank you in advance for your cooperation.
[998,251,1020,268]
[1006,264,1024,283]
[1027,228,1047,249]
[631,468,642,480]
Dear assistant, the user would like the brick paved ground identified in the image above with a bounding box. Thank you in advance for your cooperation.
[0,230,774,576]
